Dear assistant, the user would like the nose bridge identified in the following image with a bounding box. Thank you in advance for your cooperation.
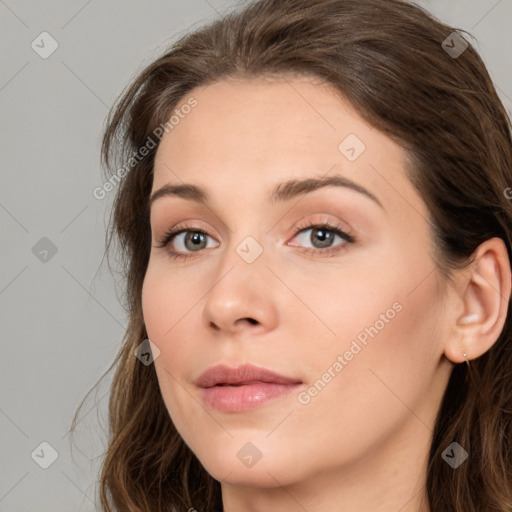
[208,187,287,281]
[201,226,278,332]
[233,233,266,266]
[216,203,271,270]
[213,230,269,293]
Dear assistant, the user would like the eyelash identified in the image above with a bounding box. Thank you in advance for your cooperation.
[155,219,356,261]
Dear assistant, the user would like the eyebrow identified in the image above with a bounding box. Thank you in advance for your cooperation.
[149,174,384,210]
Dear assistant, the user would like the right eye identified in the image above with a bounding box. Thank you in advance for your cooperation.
[155,225,219,260]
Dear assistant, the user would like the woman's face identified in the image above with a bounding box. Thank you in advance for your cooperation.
[142,76,454,490]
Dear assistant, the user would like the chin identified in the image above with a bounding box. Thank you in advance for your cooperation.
[193,441,307,488]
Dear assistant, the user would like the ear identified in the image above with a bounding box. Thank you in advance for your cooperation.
[444,237,511,364]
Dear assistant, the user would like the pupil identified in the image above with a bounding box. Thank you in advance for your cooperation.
[313,228,333,248]
[187,231,205,250]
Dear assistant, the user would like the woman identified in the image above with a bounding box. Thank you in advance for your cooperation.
[72,0,512,510]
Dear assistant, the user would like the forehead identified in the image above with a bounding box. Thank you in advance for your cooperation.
[151,76,422,216]
[154,76,374,169]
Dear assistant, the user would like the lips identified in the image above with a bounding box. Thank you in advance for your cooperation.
[196,364,301,388]
[196,364,303,412]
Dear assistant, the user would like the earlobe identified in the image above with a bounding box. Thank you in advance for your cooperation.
[443,237,512,365]
[444,312,481,364]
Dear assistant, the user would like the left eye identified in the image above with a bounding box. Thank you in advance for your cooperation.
[290,224,354,251]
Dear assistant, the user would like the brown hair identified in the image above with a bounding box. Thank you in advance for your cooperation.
[70,0,512,510]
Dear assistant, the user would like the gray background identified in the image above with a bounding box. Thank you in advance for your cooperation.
[1,1,511,511]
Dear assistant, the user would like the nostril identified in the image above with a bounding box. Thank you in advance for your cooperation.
[245,318,258,325]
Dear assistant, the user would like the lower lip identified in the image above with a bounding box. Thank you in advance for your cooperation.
[200,382,301,412]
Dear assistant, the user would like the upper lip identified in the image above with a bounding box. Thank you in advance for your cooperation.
[196,364,302,388]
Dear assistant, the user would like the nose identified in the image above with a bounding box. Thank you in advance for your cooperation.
[201,240,279,337]
[208,315,259,331]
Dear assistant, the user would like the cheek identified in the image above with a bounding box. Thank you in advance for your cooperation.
[141,266,194,396]
[141,263,205,390]
[286,279,442,471]
[141,270,168,341]
[141,262,199,343]
[321,265,442,408]
[303,246,443,411]
[141,269,197,433]
[293,255,404,366]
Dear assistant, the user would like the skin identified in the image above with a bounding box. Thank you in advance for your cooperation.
[141,75,511,512]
